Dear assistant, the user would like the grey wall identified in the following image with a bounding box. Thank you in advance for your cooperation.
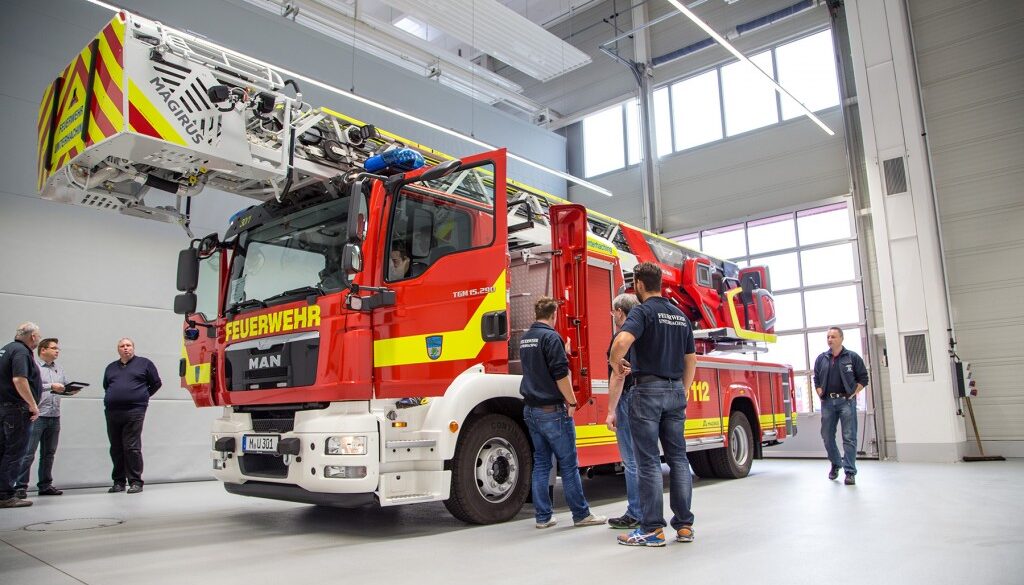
[908,0,1024,457]
[0,0,567,488]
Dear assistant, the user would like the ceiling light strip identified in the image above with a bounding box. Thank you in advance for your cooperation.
[664,0,835,136]
[80,0,612,196]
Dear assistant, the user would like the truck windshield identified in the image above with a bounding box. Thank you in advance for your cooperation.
[226,197,349,312]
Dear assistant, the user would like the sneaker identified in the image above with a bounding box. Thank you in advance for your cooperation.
[0,497,33,508]
[127,483,144,494]
[617,527,666,547]
[108,484,126,493]
[844,473,856,486]
[38,486,63,496]
[608,513,640,529]
[14,489,27,499]
[828,465,840,480]
[535,518,557,529]
[574,514,607,527]
[676,525,695,543]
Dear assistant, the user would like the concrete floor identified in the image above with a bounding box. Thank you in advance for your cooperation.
[1,459,1021,585]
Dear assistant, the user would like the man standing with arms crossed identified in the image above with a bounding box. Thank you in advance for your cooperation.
[610,263,697,547]
[520,297,605,529]
[813,327,868,485]
[16,338,68,498]
[103,338,161,494]
[0,322,42,508]
[605,293,641,530]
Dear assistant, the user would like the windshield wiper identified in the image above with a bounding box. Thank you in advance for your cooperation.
[263,285,325,305]
[228,298,267,315]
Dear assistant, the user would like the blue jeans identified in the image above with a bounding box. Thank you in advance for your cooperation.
[523,405,592,523]
[0,403,32,499]
[629,380,694,532]
[615,391,640,519]
[17,416,60,490]
[820,396,858,475]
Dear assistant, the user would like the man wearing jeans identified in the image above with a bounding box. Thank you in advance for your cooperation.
[519,297,605,529]
[605,293,640,530]
[813,327,869,485]
[16,338,68,498]
[610,263,697,547]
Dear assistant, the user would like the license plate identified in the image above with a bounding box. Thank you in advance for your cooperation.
[243,435,279,454]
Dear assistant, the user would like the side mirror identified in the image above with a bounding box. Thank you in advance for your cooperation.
[174,292,197,315]
[347,180,367,243]
[417,159,461,182]
[176,248,199,291]
[342,243,362,274]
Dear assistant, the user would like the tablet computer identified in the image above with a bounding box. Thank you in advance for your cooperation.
[62,382,89,395]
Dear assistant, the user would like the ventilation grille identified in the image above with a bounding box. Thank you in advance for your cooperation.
[77,192,122,210]
[143,149,203,166]
[883,157,907,195]
[904,334,929,374]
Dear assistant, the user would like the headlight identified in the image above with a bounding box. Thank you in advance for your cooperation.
[324,465,367,478]
[326,435,367,455]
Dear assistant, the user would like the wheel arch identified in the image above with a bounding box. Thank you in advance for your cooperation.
[421,368,525,460]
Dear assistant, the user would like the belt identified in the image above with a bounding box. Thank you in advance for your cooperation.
[635,374,680,385]
[825,392,849,399]
[534,404,566,413]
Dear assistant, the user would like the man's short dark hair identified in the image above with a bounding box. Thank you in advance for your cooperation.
[534,297,558,320]
[391,240,409,260]
[633,262,663,293]
[37,338,58,356]
[828,326,845,339]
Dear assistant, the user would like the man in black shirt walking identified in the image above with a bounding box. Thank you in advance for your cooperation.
[0,322,43,508]
[813,327,868,485]
[103,338,161,494]
[609,263,697,547]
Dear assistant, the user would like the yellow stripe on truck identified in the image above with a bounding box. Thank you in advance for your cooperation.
[373,271,507,367]
[180,344,211,385]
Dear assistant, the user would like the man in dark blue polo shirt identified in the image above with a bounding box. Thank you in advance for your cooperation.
[102,337,161,494]
[609,262,697,547]
[0,322,43,508]
[520,297,605,529]
[813,327,869,485]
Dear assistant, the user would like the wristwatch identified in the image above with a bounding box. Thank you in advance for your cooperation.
[567,402,577,407]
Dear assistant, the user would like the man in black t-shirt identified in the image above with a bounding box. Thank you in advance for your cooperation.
[609,263,697,547]
[0,322,43,508]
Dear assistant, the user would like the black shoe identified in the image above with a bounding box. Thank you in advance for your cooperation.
[844,473,856,486]
[108,484,126,493]
[127,483,143,494]
[38,486,63,496]
[608,513,640,529]
[14,489,27,499]
[828,465,840,481]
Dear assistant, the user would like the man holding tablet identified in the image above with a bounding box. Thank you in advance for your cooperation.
[16,338,71,498]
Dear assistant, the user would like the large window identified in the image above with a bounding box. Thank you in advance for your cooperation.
[579,29,840,177]
[673,200,866,414]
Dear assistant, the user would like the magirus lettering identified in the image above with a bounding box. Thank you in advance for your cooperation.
[149,77,202,144]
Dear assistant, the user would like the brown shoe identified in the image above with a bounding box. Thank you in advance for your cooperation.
[0,497,33,508]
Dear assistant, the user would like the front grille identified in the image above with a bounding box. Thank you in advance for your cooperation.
[239,454,288,478]
[252,418,294,433]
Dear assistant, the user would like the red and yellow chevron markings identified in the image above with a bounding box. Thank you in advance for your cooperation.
[127,79,186,146]
[37,14,126,190]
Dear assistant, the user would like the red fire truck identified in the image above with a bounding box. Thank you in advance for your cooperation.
[37,12,795,524]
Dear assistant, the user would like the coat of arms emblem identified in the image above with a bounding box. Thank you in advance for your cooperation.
[426,335,443,360]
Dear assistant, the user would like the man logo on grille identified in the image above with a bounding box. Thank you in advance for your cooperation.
[426,335,443,360]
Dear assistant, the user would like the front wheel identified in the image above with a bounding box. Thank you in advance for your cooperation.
[444,413,531,524]
[708,411,754,479]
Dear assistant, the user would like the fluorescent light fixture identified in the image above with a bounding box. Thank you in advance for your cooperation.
[378,0,591,82]
[79,0,612,196]
[664,0,835,136]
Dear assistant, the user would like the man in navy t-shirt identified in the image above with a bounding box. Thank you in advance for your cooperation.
[519,297,605,529]
[609,262,697,547]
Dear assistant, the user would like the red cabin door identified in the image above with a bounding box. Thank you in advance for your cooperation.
[371,150,509,398]
[549,204,591,407]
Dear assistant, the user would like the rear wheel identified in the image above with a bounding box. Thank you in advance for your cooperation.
[708,411,754,479]
[444,414,531,524]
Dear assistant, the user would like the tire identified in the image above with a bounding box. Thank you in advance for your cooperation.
[688,449,716,479]
[708,411,754,479]
[444,413,532,524]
